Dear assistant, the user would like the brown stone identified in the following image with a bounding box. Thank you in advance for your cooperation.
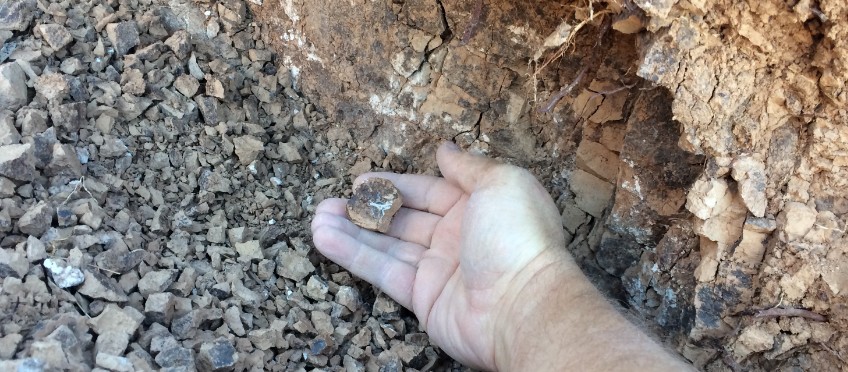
[347,178,403,233]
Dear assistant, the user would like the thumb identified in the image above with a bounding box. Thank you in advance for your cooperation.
[436,142,501,193]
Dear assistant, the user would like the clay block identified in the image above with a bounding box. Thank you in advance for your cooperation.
[347,178,403,233]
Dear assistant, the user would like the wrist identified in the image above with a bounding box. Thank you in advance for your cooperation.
[493,250,600,371]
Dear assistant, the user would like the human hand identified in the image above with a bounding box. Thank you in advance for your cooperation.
[311,142,577,369]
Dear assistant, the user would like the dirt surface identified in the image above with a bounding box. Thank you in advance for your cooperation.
[0,0,845,371]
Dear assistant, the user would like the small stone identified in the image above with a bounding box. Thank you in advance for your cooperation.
[575,140,619,182]
[78,270,129,302]
[235,240,262,262]
[120,68,145,95]
[0,334,23,359]
[0,0,36,31]
[198,338,238,371]
[223,306,246,336]
[247,328,279,351]
[105,21,140,56]
[164,30,191,59]
[231,279,261,307]
[17,201,53,236]
[154,346,194,369]
[25,235,45,261]
[731,156,767,217]
[0,110,20,145]
[569,169,614,218]
[335,286,361,312]
[206,77,225,98]
[30,339,69,369]
[36,24,72,50]
[305,275,329,301]
[46,144,82,177]
[612,13,644,34]
[95,353,133,372]
[42,258,83,287]
[0,63,26,111]
[347,178,404,233]
[94,245,144,274]
[0,248,28,278]
[279,142,302,163]
[311,311,333,335]
[95,331,129,356]
[145,292,176,325]
[233,135,264,165]
[49,101,86,132]
[686,177,731,220]
[59,58,84,74]
[17,108,47,136]
[171,267,198,297]
[99,136,128,158]
[174,74,199,97]
[195,96,222,124]
[199,170,232,193]
[89,304,144,336]
[0,144,34,182]
[778,202,817,241]
[0,177,13,198]
[137,269,178,295]
[275,251,315,281]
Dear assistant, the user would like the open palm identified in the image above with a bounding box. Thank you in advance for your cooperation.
[311,143,568,370]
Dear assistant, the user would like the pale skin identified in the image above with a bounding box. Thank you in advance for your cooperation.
[311,142,694,371]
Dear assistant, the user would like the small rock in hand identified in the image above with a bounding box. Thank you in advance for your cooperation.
[347,178,403,233]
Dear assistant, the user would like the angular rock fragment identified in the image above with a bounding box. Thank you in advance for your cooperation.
[36,24,73,50]
[0,63,27,114]
[137,269,178,295]
[276,251,315,281]
[731,156,767,217]
[0,0,36,31]
[89,304,144,336]
[0,248,28,278]
[96,353,133,372]
[106,22,140,56]
[347,178,404,233]
[46,144,82,177]
[233,135,264,165]
[164,30,191,59]
[17,201,53,236]
[174,74,199,97]
[43,258,84,288]
[235,240,262,262]
[569,169,614,218]
[0,110,20,145]
[777,202,817,241]
[145,292,176,325]
[198,338,238,371]
[78,270,129,302]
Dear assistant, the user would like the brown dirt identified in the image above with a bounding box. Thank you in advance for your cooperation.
[0,0,845,370]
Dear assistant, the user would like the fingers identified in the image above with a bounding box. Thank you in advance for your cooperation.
[313,199,428,263]
[315,198,438,248]
[312,223,416,308]
[436,142,503,193]
[354,172,464,216]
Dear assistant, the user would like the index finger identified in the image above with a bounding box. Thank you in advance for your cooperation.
[354,172,464,216]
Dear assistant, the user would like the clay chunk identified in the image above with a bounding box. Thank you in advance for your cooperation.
[347,178,403,233]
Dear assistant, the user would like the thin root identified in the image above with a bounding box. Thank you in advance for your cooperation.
[537,65,589,113]
[755,307,827,322]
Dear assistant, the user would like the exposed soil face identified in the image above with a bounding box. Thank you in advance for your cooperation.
[0,0,845,370]
[253,0,848,370]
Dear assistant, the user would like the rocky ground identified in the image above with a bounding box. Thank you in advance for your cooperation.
[0,0,455,370]
[1,0,847,371]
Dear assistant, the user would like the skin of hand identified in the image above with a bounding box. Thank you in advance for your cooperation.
[311,142,693,371]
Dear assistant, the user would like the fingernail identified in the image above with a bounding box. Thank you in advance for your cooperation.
[443,141,460,152]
